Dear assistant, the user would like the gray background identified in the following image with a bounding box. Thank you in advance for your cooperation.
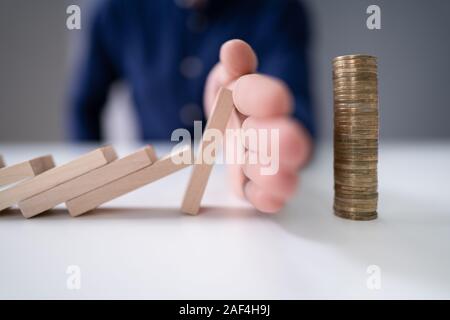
[0,0,449,142]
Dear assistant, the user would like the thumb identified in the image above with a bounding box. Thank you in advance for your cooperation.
[220,39,258,78]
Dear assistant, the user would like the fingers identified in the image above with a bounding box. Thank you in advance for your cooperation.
[227,162,246,199]
[241,116,312,170]
[220,39,258,78]
[243,161,298,200]
[244,181,285,213]
[204,39,310,214]
[233,74,293,117]
[206,39,292,119]
[239,118,310,213]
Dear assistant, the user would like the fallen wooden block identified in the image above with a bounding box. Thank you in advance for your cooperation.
[0,155,54,186]
[181,87,235,215]
[0,146,116,213]
[19,146,157,218]
[0,155,4,168]
[66,146,193,217]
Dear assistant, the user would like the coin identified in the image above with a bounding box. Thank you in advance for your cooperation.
[333,79,378,85]
[333,54,379,221]
[334,202,377,213]
[333,62,377,69]
[334,88,377,93]
[334,208,377,221]
[333,54,377,63]
[335,192,378,200]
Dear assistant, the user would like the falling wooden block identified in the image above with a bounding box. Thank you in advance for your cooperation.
[0,155,54,186]
[66,146,193,217]
[19,146,157,218]
[181,87,235,215]
[0,146,116,213]
[0,155,4,168]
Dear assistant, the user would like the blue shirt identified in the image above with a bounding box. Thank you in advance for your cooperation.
[69,0,314,140]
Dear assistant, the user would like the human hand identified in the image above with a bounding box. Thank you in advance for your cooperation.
[204,39,312,213]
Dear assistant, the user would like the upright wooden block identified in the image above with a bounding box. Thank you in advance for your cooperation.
[0,155,4,168]
[0,146,116,213]
[66,146,192,217]
[19,146,157,218]
[0,155,54,186]
[181,87,235,215]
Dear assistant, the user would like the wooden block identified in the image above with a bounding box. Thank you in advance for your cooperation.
[0,155,54,186]
[181,87,235,215]
[66,146,192,217]
[0,155,4,168]
[19,146,157,218]
[0,146,117,213]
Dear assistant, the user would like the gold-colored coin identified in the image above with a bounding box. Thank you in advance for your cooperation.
[334,155,378,162]
[334,68,377,74]
[333,87,378,93]
[334,111,378,117]
[333,84,378,90]
[333,142,378,148]
[334,126,378,131]
[334,163,378,170]
[335,192,378,200]
[334,141,378,149]
[334,135,378,141]
[335,180,377,185]
[333,54,377,62]
[335,178,378,185]
[333,61,377,67]
[333,79,378,85]
[334,199,378,209]
[335,125,379,131]
[333,74,378,81]
[335,196,378,203]
[335,184,378,192]
[334,115,378,120]
[334,208,377,221]
[335,128,378,133]
[335,151,379,157]
[334,133,379,139]
[334,202,376,213]
[335,170,377,177]
[334,97,378,102]
[334,122,379,128]
[335,116,378,121]
[333,62,377,69]
[334,102,378,109]
[333,79,377,85]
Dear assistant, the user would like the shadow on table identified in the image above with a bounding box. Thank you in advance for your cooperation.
[0,206,258,221]
[268,185,450,295]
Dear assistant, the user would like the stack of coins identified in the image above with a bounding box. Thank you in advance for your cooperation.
[332,54,378,221]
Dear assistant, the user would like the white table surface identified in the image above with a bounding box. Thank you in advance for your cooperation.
[0,142,449,299]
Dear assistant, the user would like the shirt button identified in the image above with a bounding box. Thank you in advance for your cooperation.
[180,56,203,79]
[179,103,203,126]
